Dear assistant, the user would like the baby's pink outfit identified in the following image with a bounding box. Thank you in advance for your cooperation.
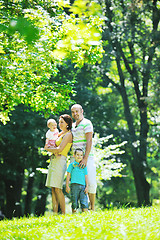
[46,129,59,147]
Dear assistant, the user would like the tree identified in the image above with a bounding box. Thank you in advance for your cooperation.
[0,105,48,218]
[99,0,160,206]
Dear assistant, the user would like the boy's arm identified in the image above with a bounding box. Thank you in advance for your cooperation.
[66,172,71,193]
[84,175,89,194]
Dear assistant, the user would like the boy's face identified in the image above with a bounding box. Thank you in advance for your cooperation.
[75,150,83,163]
[48,122,57,131]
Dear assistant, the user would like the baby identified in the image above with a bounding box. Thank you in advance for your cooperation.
[45,119,59,148]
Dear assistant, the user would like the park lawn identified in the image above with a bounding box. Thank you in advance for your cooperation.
[0,206,160,240]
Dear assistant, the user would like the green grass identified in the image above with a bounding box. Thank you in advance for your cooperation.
[0,207,160,239]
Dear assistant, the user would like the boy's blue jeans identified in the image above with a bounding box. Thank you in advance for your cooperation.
[71,183,88,210]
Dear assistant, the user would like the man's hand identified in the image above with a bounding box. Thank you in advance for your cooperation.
[79,158,87,169]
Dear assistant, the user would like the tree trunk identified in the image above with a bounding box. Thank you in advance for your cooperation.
[4,178,23,219]
[4,166,24,219]
[131,159,151,206]
[118,82,150,206]
[35,176,48,216]
[35,191,48,216]
[24,175,35,216]
[4,180,15,219]
[0,180,5,215]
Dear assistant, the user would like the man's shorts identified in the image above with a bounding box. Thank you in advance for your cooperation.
[71,183,88,210]
[87,156,97,194]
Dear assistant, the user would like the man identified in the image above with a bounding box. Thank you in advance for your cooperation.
[71,104,97,210]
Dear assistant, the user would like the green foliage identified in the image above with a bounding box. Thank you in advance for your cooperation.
[1,0,160,211]
[93,134,126,181]
[5,17,39,44]
[0,105,48,218]
[0,207,160,239]
[53,0,104,67]
[0,0,104,123]
[0,1,73,123]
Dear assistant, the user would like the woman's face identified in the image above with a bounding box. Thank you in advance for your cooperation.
[59,117,68,131]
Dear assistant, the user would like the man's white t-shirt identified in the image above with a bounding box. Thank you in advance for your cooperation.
[71,118,94,157]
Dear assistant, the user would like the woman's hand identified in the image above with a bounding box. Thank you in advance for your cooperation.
[44,144,48,150]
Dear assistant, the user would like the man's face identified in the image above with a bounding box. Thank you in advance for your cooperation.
[71,106,83,121]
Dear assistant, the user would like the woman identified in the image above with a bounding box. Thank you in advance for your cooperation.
[44,114,73,214]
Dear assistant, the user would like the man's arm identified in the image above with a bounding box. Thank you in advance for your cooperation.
[79,132,93,168]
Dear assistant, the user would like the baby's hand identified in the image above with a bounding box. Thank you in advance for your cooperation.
[66,186,70,193]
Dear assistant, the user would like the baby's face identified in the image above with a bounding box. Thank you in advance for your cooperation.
[48,122,57,131]
[75,150,83,163]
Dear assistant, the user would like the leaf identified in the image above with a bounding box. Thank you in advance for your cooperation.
[8,18,39,44]
[0,45,5,53]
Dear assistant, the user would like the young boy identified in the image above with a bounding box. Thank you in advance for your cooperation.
[45,119,59,148]
[66,148,89,213]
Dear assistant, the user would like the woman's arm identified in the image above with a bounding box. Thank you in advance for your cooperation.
[44,132,72,154]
